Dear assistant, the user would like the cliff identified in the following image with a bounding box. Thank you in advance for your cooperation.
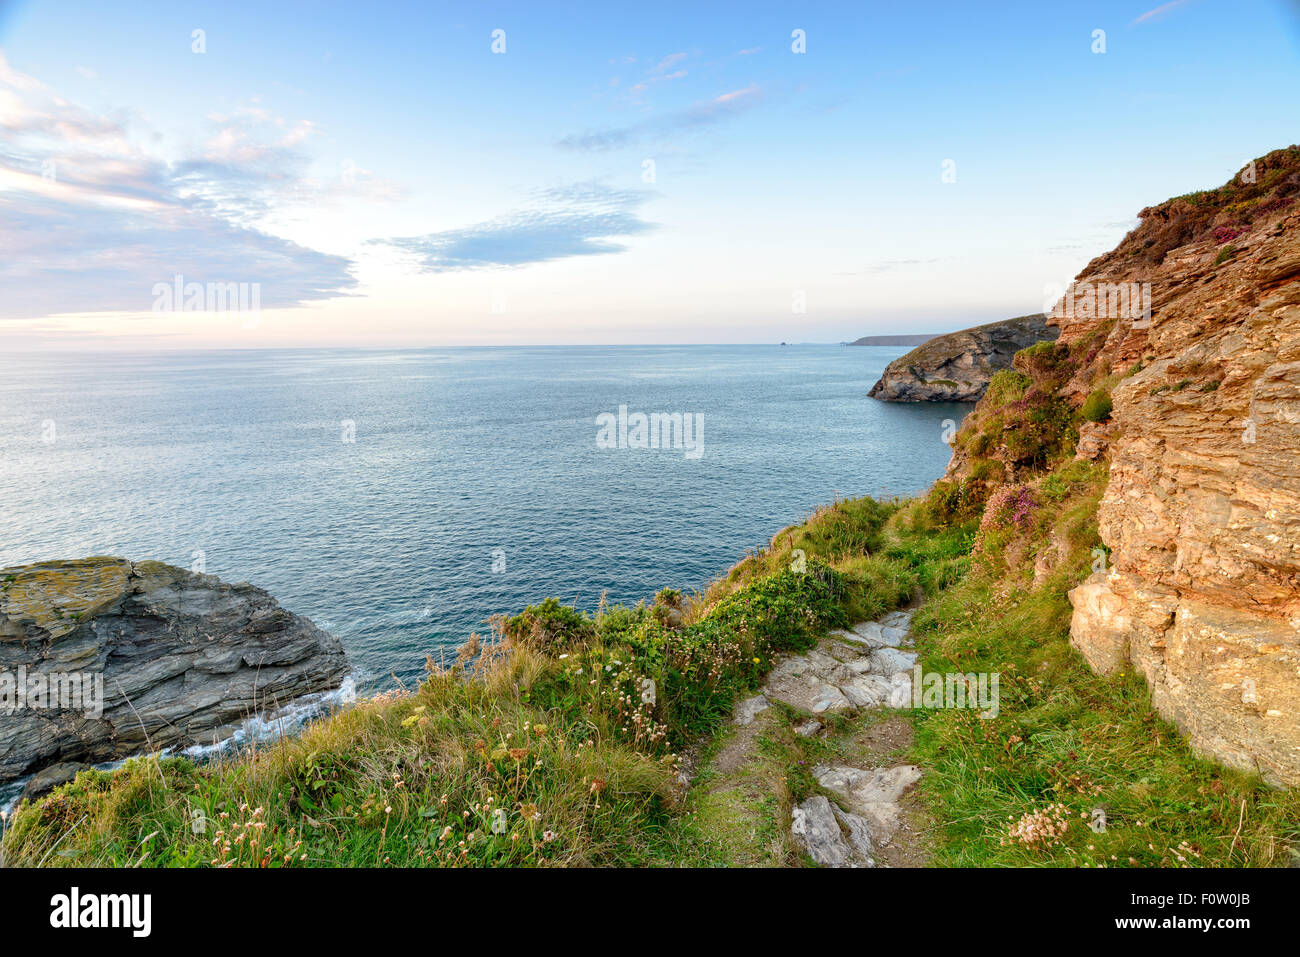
[0,557,349,782]
[867,314,1057,402]
[947,147,1300,786]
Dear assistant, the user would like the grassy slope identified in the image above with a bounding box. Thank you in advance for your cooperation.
[2,478,1296,867]
[907,462,1299,867]
[0,499,913,867]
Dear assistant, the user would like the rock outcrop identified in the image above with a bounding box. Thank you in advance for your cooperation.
[1048,148,1300,786]
[0,557,349,783]
[867,314,1058,401]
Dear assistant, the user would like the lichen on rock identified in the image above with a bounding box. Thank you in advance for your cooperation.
[0,557,350,783]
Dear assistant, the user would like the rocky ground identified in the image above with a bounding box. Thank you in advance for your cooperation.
[687,608,932,867]
[0,557,350,786]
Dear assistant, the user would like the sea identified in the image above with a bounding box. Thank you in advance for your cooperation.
[0,344,969,691]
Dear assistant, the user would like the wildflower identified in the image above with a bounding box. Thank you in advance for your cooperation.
[542,830,557,843]
[520,803,541,823]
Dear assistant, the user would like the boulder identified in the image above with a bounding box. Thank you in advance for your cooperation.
[0,557,349,783]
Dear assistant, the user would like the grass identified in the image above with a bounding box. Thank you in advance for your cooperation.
[3,465,1296,868]
[905,460,1300,867]
[0,498,917,868]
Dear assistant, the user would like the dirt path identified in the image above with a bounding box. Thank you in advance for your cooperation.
[686,608,934,867]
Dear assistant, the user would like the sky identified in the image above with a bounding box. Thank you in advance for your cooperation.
[1,0,1298,349]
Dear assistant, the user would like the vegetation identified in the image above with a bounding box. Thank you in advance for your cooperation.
[1104,146,1299,268]
[4,465,1295,868]
[1081,388,1113,423]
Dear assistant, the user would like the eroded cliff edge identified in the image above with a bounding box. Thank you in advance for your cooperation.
[868,314,1057,402]
[949,147,1300,786]
[0,557,349,782]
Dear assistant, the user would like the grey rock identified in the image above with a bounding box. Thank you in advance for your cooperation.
[19,761,92,804]
[790,795,863,867]
[838,674,895,709]
[765,657,852,714]
[867,647,918,676]
[815,763,923,843]
[868,313,1058,402]
[815,763,923,805]
[832,805,878,866]
[790,795,878,867]
[734,694,770,726]
[879,610,914,630]
[879,626,909,647]
[793,718,822,737]
[0,557,349,783]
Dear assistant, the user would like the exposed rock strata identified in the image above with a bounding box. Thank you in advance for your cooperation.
[868,314,1058,402]
[1048,148,1300,786]
[0,557,349,783]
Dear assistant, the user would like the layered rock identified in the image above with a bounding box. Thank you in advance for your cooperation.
[1051,148,1300,786]
[868,314,1057,402]
[0,557,349,783]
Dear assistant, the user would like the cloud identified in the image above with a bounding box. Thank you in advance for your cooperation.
[853,257,944,275]
[1131,0,1192,25]
[557,84,764,151]
[371,182,656,272]
[0,55,358,320]
[652,52,688,73]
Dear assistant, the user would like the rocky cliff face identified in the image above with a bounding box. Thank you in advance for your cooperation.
[868,314,1057,402]
[0,557,349,782]
[1034,149,1300,785]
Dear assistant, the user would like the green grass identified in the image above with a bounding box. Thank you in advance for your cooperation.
[905,461,1300,867]
[0,499,914,869]
[4,463,1296,868]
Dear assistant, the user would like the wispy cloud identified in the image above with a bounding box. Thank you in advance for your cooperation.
[837,256,951,274]
[652,52,688,73]
[0,55,359,320]
[371,182,656,271]
[558,84,764,151]
[1132,0,1192,25]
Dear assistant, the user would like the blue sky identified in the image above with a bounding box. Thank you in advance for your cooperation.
[1,0,1298,347]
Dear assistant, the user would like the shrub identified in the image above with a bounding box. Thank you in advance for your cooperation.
[979,484,1038,533]
[1014,341,1074,390]
[503,597,597,653]
[928,479,991,527]
[985,369,1032,407]
[1081,389,1113,422]
[1213,244,1237,266]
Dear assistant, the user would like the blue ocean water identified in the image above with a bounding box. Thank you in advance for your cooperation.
[0,345,968,690]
